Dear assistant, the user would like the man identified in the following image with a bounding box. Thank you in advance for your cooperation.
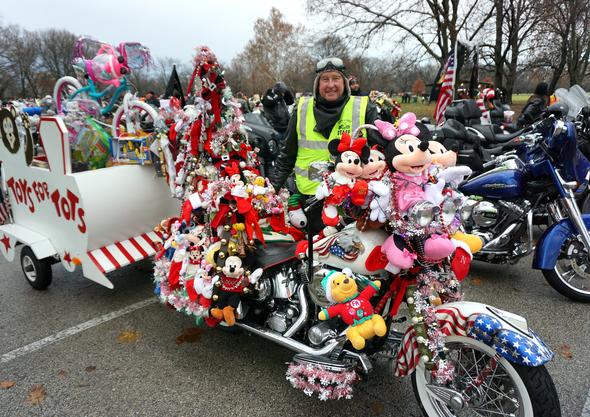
[235,92,251,114]
[517,82,550,128]
[145,91,160,108]
[348,75,363,96]
[261,81,294,134]
[271,57,382,234]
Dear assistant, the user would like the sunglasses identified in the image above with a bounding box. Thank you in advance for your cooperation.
[316,57,345,73]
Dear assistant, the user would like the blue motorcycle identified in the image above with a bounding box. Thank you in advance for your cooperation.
[459,116,590,302]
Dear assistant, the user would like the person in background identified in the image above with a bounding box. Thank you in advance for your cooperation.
[235,92,251,113]
[270,57,383,235]
[145,91,160,108]
[348,75,363,96]
[261,81,294,135]
[517,82,550,128]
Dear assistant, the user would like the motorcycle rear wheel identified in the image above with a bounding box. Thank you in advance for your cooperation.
[412,336,561,417]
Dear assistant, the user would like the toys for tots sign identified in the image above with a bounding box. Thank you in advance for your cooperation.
[6,176,87,233]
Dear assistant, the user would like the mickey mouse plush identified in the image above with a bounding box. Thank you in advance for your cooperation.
[210,253,262,326]
[315,132,370,233]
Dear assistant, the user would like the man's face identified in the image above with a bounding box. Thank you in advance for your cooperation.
[146,93,153,100]
[350,80,360,92]
[318,71,345,101]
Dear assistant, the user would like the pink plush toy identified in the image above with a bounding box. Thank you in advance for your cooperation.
[374,112,421,141]
[379,132,455,268]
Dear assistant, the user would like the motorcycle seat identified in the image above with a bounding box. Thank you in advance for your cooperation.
[472,125,523,144]
[254,241,299,270]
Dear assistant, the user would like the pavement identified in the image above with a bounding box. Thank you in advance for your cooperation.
[0,247,588,417]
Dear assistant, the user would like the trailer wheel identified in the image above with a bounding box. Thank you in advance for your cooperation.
[20,246,53,290]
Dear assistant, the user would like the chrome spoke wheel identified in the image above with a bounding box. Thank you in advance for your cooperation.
[22,255,37,282]
[413,336,533,417]
[554,238,590,295]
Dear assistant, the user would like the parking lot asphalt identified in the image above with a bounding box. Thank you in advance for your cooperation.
[1,247,588,417]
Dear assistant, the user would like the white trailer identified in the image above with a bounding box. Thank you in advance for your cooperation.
[0,112,179,289]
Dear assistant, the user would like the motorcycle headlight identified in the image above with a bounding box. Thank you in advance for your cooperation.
[441,197,460,225]
[409,201,436,228]
[459,199,478,222]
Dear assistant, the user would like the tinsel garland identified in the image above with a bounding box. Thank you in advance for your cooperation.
[285,363,360,400]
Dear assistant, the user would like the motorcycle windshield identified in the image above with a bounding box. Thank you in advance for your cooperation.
[548,121,584,182]
[555,85,589,120]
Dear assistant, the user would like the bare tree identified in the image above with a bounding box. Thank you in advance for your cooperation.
[307,0,494,65]
[226,8,314,94]
[0,25,41,97]
[38,29,77,80]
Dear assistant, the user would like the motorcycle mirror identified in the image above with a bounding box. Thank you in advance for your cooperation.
[553,120,567,136]
[308,161,333,181]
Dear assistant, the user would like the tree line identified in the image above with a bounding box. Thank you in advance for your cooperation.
[1,2,588,101]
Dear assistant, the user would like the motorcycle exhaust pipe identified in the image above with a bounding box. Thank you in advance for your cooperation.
[235,321,341,356]
[283,284,308,338]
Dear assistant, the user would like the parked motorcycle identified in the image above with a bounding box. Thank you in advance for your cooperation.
[459,115,590,302]
[201,191,562,416]
[242,112,282,179]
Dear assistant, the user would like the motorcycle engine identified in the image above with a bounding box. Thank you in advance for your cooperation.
[254,265,301,333]
[471,201,499,227]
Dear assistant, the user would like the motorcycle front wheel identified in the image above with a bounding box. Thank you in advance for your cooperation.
[542,235,590,302]
[412,336,560,417]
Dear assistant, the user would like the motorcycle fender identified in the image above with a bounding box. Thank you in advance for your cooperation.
[394,302,554,377]
[532,214,590,270]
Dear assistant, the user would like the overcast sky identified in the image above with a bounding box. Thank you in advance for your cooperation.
[0,0,308,64]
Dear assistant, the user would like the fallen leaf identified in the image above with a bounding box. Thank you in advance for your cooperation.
[175,327,203,345]
[57,370,67,379]
[0,380,16,389]
[117,330,140,343]
[470,277,482,286]
[558,344,573,359]
[370,401,385,415]
[27,385,46,405]
[85,366,96,373]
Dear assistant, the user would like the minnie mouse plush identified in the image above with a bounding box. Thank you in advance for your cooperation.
[360,145,390,224]
[315,132,370,233]
[380,132,455,271]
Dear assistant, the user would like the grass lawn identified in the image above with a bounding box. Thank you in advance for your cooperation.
[391,94,532,120]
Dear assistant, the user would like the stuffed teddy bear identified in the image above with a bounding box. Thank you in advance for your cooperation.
[210,254,263,326]
[318,269,387,350]
[315,132,370,232]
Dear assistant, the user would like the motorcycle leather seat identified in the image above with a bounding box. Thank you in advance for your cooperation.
[472,125,523,144]
[254,241,299,270]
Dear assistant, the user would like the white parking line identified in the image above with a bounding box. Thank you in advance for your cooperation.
[582,388,590,417]
[1,298,157,364]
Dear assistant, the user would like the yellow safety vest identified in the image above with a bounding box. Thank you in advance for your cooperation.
[294,96,368,194]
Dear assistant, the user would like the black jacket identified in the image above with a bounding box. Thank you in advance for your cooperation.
[270,98,383,192]
[517,96,549,128]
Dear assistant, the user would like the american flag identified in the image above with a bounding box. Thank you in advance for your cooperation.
[433,48,458,126]
[0,189,12,225]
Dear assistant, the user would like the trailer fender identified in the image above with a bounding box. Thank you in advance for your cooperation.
[0,223,57,262]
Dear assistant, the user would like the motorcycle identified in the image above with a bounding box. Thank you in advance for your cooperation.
[203,191,561,416]
[459,115,590,302]
[242,111,282,179]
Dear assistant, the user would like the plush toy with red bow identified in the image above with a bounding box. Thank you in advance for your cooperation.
[315,132,370,234]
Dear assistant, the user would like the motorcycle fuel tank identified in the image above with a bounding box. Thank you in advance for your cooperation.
[460,166,525,199]
[313,223,388,276]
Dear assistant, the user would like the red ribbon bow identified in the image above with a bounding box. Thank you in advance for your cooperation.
[337,132,367,156]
